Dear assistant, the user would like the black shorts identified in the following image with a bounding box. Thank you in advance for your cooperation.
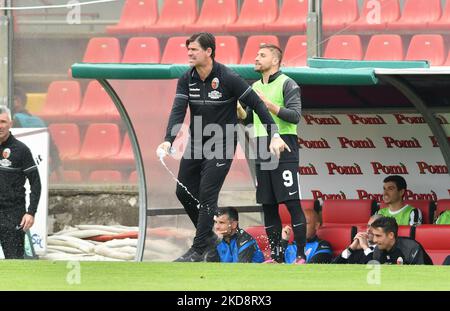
[255,162,300,204]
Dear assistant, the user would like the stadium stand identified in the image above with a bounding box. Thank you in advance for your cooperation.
[25,93,46,113]
[349,0,400,31]
[89,170,123,182]
[264,0,308,32]
[323,35,363,61]
[364,34,404,61]
[82,37,121,63]
[144,0,197,34]
[225,0,278,33]
[184,0,238,33]
[316,225,355,257]
[405,34,446,66]
[129,170,138,182]
[415,225,450,265]
[122,37,161,63]
[161,36,189,64]
[387,0,441,30]
[428,1,450,30]
[111,133,135,169]
[436,199,450,220]
[68,123,121,169]
[215,36,241,64]
[283,35,308,67]
[73,81,120,123]
[321,199,376,227]
[240,35,280,64]
[37,81,81,122]
[322,0,359,31]
[106,0,158,34]
[48,123,81,161]
[49,170,83,183]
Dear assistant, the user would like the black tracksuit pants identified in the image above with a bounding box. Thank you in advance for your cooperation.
[0,208,25,259]
[176,157,232,252]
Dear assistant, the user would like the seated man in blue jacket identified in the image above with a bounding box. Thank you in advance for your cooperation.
[207,207,264,263]
[282,209,332,264]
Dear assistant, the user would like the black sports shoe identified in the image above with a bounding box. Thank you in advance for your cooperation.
[173,247,196,262]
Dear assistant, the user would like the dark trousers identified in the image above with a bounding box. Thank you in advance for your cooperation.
[0,208,25,259]
[176,157,232,252]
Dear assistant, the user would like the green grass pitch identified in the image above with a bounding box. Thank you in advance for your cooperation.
[1,261,449,291]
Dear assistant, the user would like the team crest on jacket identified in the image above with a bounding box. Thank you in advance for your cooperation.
[2,148,10,159]
[211,77,219,89]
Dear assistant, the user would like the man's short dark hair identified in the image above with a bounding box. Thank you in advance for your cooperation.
[216,207,238,222]
[14,86,27,105]
[259,43,283,66]
[186,32,216,60]
[383,175,407,191]
[370,216,398,238]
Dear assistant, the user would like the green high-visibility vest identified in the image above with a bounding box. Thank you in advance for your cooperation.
[252,74,297,137]
[436,210,450,224]
[378,205,416,225]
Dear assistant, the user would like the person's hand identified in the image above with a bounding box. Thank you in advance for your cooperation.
[282,226,292,241]
[237,102,247,120]
[156,141,171,158]
[20,214,34,231]
[349,237,361,251]
[355,232,369,250]
[269,135,291,158]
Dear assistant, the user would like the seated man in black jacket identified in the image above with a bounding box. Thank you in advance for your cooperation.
[333,214,382,264]
[371,216,432,265]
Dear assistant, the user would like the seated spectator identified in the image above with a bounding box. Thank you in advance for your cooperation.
[377,175,422,226]
[436,210,450,225]
[207,207,264,263]
[281,209,332,264]
[333,214,382,264]
[13,86,62,179]
[371,216,432,265]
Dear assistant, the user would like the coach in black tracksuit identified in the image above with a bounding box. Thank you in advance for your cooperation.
[0,107,41,259]
[157,33,289,262]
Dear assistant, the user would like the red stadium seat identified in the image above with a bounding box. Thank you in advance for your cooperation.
[145,0,197,34]
[38,81,81,122]
[415,225,450,265]
[245,225,270,259]
[73,81,120,122]
[240,35,280,64]
[283,35,307,67]
[122,37,160,63]
[428,1,450,30]
[112,133,135,169]
[82,37,121,63]
[225,0,278,33]
[388,0,441,30]
[215,36,240,64]
[161,36,189,64]
[48,123,81,160]
[364,34,404,61]
[129,170,138,182]
[323,35,363,61]
[264,0,308,32]
[322,0,359,31]
[49,170,83,183]
[89,170,123,182]
[436,199,450,221]
[349,0,400,31]
[106,0,158,34]
[322,199,376,227]
[316,226,354,257]
[70,123,121,167]
[184,0,237,33]
[405,34,445,66]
